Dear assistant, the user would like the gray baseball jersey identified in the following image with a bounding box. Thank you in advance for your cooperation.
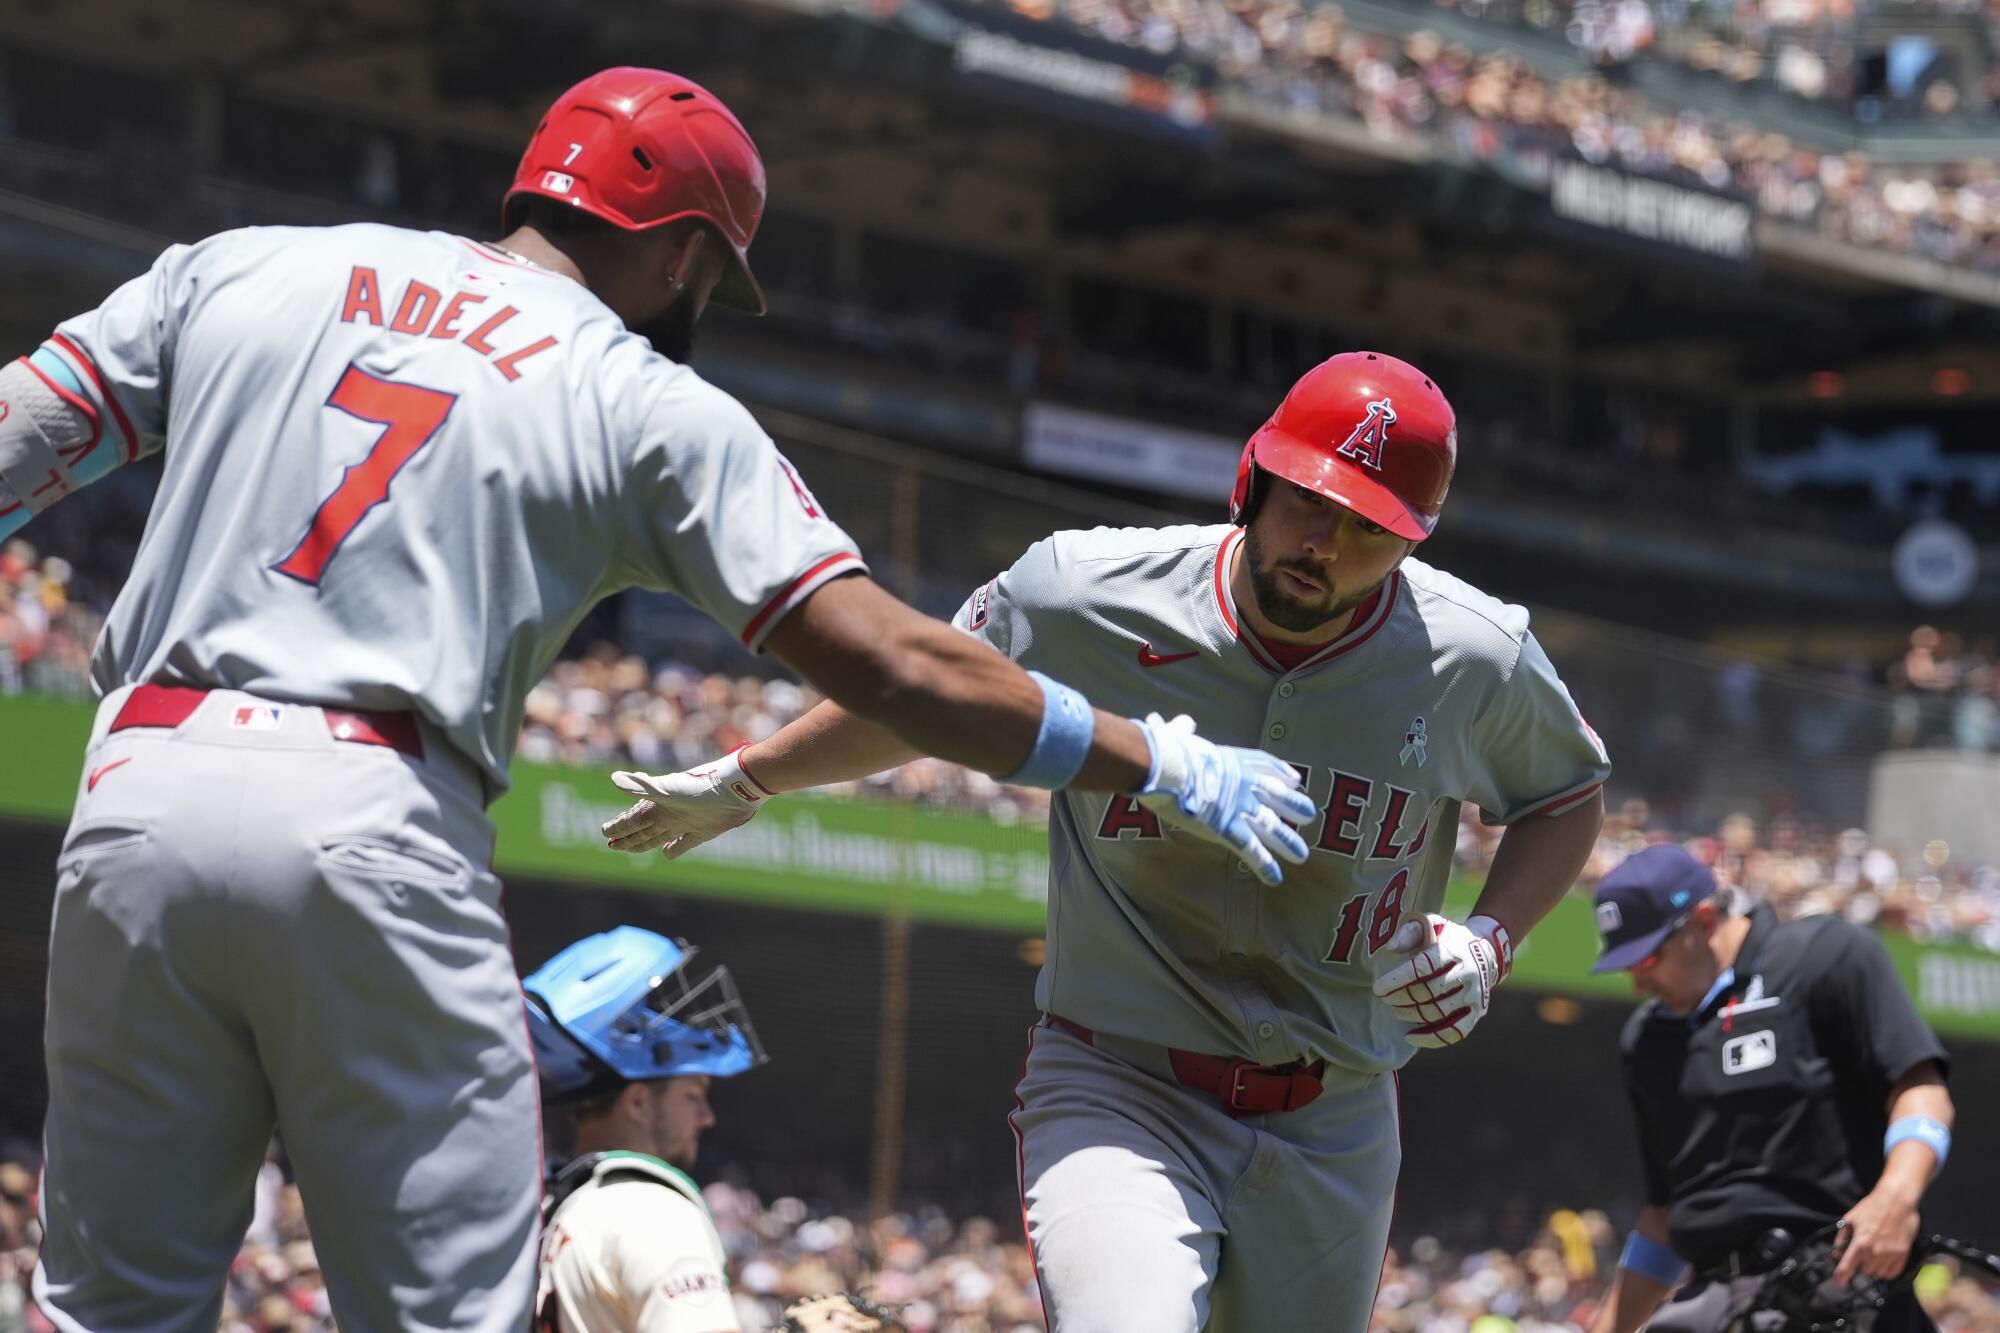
[30,223,863,789]
[957,522,1609,1074]
[25,223,860,1333]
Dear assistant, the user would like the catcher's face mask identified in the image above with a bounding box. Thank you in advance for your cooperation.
[524,926,766,1105]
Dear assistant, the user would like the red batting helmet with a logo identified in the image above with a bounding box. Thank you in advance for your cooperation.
[504,67,768,314]
[1228,351,1457,541]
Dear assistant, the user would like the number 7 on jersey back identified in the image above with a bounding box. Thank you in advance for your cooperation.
[273,364,456,587]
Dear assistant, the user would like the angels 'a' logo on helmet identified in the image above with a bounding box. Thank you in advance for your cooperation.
[1334,398,1397,472]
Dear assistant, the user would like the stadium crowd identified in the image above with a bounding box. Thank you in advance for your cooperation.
[1,1147,1997,1333]
[0,542,95,703]
[9,526,2000,951]
[1433,0,1996,115]
[982,0,2000,270]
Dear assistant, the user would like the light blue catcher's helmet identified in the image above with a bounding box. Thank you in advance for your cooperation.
[524,926,767,1106]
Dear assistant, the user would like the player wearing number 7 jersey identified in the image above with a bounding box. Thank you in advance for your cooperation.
[606,352,1612,1332]
[0,68,1313,1333]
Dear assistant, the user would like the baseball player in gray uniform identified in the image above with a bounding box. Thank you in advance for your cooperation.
[0,67,1313,1333]
[605,352,1611,1332]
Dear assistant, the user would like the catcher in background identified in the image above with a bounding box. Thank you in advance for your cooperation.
[526,926,906,1333]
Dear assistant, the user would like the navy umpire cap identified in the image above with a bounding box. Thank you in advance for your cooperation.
[1591,844,1717,973]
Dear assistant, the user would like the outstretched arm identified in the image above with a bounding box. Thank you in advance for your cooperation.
[605,575,1316,882]
[761,574,1152,790]
[737,698,918,795]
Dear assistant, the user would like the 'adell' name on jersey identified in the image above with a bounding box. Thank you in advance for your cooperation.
[955,523,1609,1073]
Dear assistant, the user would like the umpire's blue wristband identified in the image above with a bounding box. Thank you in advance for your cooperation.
[1620,1232,1686,1286]
[999,671,1094,790]
[1885,1115,1951,1171]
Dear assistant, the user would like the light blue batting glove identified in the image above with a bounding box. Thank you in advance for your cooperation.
[1135,713,1316,886]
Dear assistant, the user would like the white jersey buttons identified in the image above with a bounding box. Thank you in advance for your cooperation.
[1257,1021,1276,1039]
[1277,682,1295,698]
[1269,722,1287,740]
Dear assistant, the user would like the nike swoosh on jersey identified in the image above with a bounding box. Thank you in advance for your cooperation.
[1137,643,1200,668]
[86,756,132,792]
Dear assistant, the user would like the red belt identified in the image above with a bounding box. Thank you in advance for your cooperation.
[110,684,425,760]
[1046,1014,1326,1116]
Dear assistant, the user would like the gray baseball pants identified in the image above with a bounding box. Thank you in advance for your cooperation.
[33,686,541,1333]
[1011,1018,1400,1333]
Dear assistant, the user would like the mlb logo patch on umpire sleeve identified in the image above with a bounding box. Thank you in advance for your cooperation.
[1722,1031,1776,1075]
[968,581,992,630]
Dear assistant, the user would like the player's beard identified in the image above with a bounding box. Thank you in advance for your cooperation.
[1243,525,1386,635]
[633,289,701,364]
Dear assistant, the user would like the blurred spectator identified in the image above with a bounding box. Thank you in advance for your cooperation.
[0,1161,1991,1333]
[1509,792,2000,953]
[0,541,97,701]
[975,0,2000,272]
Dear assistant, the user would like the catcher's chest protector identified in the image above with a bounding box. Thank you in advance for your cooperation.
[536,1151,713,1333]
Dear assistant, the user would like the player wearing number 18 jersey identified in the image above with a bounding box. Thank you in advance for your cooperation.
[605,352,1612,1332]
[0,68,1314,1333]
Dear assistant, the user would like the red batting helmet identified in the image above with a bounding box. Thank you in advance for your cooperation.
[1228,351,1456,541]
[504,67,768,314]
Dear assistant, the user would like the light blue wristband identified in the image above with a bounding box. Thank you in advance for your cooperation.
[999,671,1094,790]
[1885,1115,1951,1171]
[1620,1231,1686,1286]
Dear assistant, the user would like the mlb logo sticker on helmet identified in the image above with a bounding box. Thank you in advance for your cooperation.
[540,171,574,193]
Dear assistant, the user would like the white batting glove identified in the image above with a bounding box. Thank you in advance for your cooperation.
[1372,914,1515,1048]
[1135,713,1315,887]
[600,747,772,859]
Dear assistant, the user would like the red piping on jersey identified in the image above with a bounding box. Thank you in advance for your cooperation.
[1517,782,1603,820]
[47,335,138,462]
[1213,529,1245,637]
[739,552,864,648]
[1009,1023,1049,1325]
[1211,529,1402,675]
[18,356,104,463]
[1290,574,1399,671]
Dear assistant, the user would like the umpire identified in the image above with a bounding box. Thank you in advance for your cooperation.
[1587,845,1956,1333]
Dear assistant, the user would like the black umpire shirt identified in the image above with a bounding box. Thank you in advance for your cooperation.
[1620,904,1950,1270]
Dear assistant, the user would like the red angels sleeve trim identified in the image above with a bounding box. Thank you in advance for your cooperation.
[19,357,105,462]
[739,552,868,650]
[1212,529,1243,636]
[1294,571,1401,671]
[47,334,139,462]
[1211,529,1401,676]
[1513,781,1604,821]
